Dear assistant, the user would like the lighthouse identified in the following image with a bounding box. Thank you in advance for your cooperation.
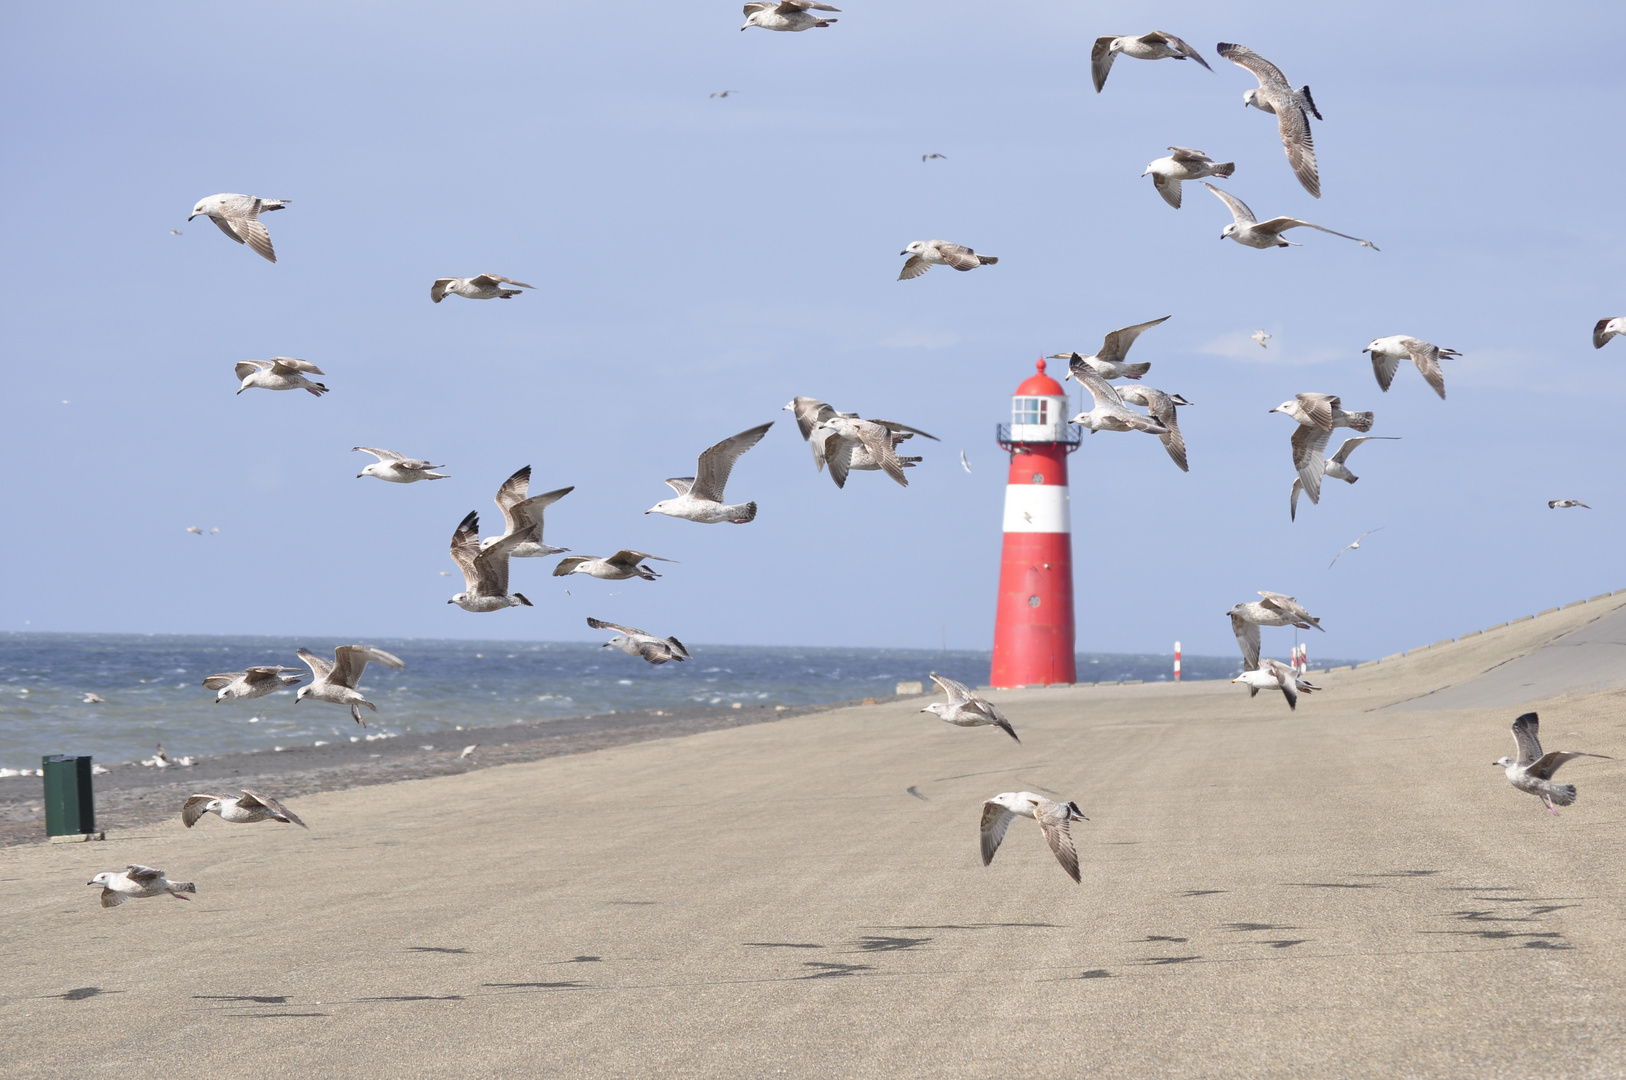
[990,358,1081,688]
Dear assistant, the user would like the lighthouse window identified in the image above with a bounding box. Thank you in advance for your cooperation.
[1027,595,1041,608]
[1013,397,1048,426]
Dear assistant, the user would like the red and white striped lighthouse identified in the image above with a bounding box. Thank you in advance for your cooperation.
[990,358,1081,688]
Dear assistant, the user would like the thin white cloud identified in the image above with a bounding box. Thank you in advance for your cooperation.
[880,329,960,349]
[1198,332,1344,366]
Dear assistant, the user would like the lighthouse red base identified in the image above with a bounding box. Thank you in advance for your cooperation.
[990,531,1076,687]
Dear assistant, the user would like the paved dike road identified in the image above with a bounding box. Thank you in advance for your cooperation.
[5,594,1625,1078]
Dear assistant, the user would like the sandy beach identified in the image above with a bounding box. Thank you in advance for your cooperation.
[4,593,1625,1078]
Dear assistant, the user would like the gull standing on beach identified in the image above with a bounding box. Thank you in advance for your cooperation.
[897,240,998,280]
[980,793,1088,884]
[921,673,1020,742]
[201,666,304,703]
[1271,393,1375,505]
[235,358,328,397]
[1216,43,1322,198]
[448,512,533,612]
[484,467,573,558]
[1233,658,1320,710]
[741,1,838,32]
[182,790,306,829]
[189,194,290,262]
[295,645,406,725]
[587,617,691,665]
[1595,318,1625,348]
[1364,336,1460,399]
[430,274,534,303]
[1329,528,1382,568]
[1115,385,1191,472]
[1051,316,1169,381]
[353,447,449,483]
[88,865,196,908]
[1204,184,1376,250]
[553,550,674,582]
[1290,436,1400,520]
[646,423,773,524]
[1068,367,1168,436]
[1228,593,1324,671]
[1495,712,1613,814]
[1142,148,1233,209]
[1091,32,1210,92]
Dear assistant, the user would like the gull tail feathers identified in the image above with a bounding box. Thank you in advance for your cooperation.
[515,593,534,607]
[1210,162,1236,178]
[1299,86,1322,120]
[1547,784,1578,807]
[170,881,197,897]
[732,502,758,524]
[1345,411,1373,432]
[306,383,330,397]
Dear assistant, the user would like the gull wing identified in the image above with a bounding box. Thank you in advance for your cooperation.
[824,437,854,489]
[181,795,217,828]
[1216,42,1290,90]
[663,477,695,496]
[331,645,405,689]
[1071,364,1127,410]
[935,244,982,270]
[1169,146,1213,164]
[232,217,276,262]
[1290,478,1304,522]
[506,486,574,541]
[493,466,532,532]
[1090,37,1117,93]
[1096,316,1171,365]
[201,673,239,690]
[1369,347,1402,392]
[469,274,534,289]
[1151,172,1182,208]
[979,801,1018,866]
[868,419,940,442]
[552,556,590,576]
[1594,318,1622,349]
[472,526,526,597]
[1259,217,1377,249]
[268,357,324,376]
[1261,659,1299,709]
[587,616,651,637]
[691,422,773,503]
[1330,436,1399,466]
[1230,614,1261,671]
[244,665,300,679]
[353,446,405,463]
[1203,181,1256,225]
[1116,385,1187,471]
[786,397,836,441]
[210,214,246,245]
[777,0,838,10]
[851,421,908,487]
[1511,712,1544,767]
[125,864,165,885]
[1150,31,1211,69]
[1402,339,1448,399]
[808,425,839,474]
[241,788,307,827]
[897,255,930,280]
[296,647,334,682]
[1294,393,1337,429]
[607,549,674,568]
[430,278,455,303]
[234,361,267,381]
[1036,801,1082,883]
[450,511,484,591]
[1527,750,1613,782]
[929,672,973,705]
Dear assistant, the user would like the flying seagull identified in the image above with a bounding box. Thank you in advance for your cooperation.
[1069,366,1168,436]
[484,467,573,558]
[980,793,1088,883]
[235,357,328,397]
[898,240,998,280]
[448,511,533,612]
[553,550,675,581]
[1232,658,1320,710]
[710,90,738,98]
[1329,528,1383,568]
[646,423,773,523]
[784,398,934,488]
[741,1,838,31]
[1253,329,1271,348]
[430,274,534,303]
[188,194,289,262]
[1216,43,1322,197]
[1228,592,1323,671]
[295,645,406,725]
[201,666,304,703]
[1290,436,1400,520]
[1594,317,1624,349]
[1115,385,1191,472]
[960,450,971,473]
[182,789,306,829]
[922,153,948,162]
[185,526,203,535]
[1204,184,1376,250]
[587,617,690,665]
[82,692,106,704]
[1091,32,1211,92]
[1051,315,1169,381]
[920,673,1019,741]
[88,865,196,907]
[354,447,448,483]
[1363,336,1459,400]
[1548,499,1591,509]
[1495,712,1612,814]
[1142,147,1234,209]
[1271,393,1375,505]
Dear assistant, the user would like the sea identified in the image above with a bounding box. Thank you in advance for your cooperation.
[0,633,1322,771]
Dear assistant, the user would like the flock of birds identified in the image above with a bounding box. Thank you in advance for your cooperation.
[84,10,1615,902]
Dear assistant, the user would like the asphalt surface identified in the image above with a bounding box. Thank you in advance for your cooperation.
[4,595,1625,1078]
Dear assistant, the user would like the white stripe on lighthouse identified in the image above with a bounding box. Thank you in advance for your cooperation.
[1001,483,1070,533]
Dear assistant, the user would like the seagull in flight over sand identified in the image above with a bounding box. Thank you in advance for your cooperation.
[484,467,573,558]
[741,1,838,32]
[921,673,1019,741]
[1594,317,1625,349]
[1115,385,1191,472]
[1363,336,1460,400]
[189,194,290,262]
[430,274,535,303]
[1204,184,1376,250]
[647,423,773,523]
[1228,592,1323,671]
[182,789,306,829]
[448,511,533,612]
[1290,436,1400,520]
[1142,147,1233,209]
[1329,528,1382,568]
[235,357,328,397]
[202,666,304,703]
[88,865,196,907]
[1233,658,1319,710]
[1495,712,1612,814]
[1271,393,1375,505]
[898,240,998,280]
[353,447,448,483]
[1091,32,1211,92]
[1069,367,1168,436]
[922,152,948,162]
[1216,43,1322,198]
[295,645,405,725]
[587,617,691,665]
[1548,499,1591,509]
[1051,316,1169,381]
[553,550,674,581]
[1253,329,1272,348]
[980,793,1088,883]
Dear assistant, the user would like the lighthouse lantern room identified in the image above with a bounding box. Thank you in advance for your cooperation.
[990,358,1081,688]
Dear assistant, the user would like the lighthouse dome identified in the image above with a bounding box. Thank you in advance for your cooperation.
[1008,357,1068,443]
[1014,357,1065,397]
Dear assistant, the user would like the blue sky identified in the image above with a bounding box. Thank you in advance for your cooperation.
[2,1,1621,664]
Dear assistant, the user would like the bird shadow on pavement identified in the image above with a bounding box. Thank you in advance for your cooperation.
[48,987,124,1001]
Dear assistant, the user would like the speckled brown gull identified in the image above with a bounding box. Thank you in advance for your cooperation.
[235,358,328,397]
[430,274,534,303]
[88,865,195,908]
[1092,32,1211,92]
[587,617,691,665]
[182,789,306,829]
[1142,147,1233,209]
[189,193,289,262]
[1050,316,1169,380]
[1216,43,1321,197]
[1116,385,1191,472]
[1233,658,1319,710]
[898,240,998,280]
[1289,436,1400,520]
[448,511,533,612]
[646,423,773,523]
[202,666,304,703]
[742,1,838,32]
[1364,336,1459,399]
[295,645,405,725]
[553,550,675,581]
[1271,393,1375,504]
[484,466,573,558]
[1227,593,1323,670]
[1204,184,1376,250]
[921,673,1019,741]
[980,793,1087,883]
[1495,712,1612,814]
[1068,366,1168,436]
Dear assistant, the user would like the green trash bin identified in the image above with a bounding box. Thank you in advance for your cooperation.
[42,755,96,838]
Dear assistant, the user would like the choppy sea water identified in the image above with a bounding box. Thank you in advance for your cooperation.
[0,633,1320,770]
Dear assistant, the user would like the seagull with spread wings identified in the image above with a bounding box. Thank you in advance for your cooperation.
[784,398,935,488]
[201,666,304,703]
[88,865,196,907]
[1142,147,1234,209]
[1068,366,1168,436]
[1116,385,1191,472]
[189,193,290,262]
[553,550,674,581]
[1364,336,1460,400]
[1050,316,1169,380]
[587,617,690,665]
[295,645,406,725]
[353,447,448,483]
[1549,499,1591,510]
[430,274,534,303]
[234,357,328,397]
[1594,317,1624,349]
[1495,712,1613,814]
[1091,32,1210,92]
[1271,393,1375,506]
[980,793,1088,883]
[183,790,306,829]
[1228,592,1324,671]
[1330,528,1383,568]
[483,467,573,558]
[1216,43,1322,197]
[920,673,1019,741]
[1290,437,1400,520]
[448,511,533,612]
[741,1,838,31]
[1204,183,1377,250]
[646,423,773,523]
[1233,658,1320,710]
[898,240,998,280]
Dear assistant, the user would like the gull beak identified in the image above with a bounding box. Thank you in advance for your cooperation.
[899,250,908,256]
[446,599,455,604]
[187,212,198,221]
[356,473,365,478]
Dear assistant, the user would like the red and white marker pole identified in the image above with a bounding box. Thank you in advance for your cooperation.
[1174,641,1182,682]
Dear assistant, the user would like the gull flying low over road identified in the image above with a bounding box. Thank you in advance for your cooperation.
[1216,43,1322,198]
[354,447,448,483]
[1233,658,1319,711]
[1204,184,1376,250]
[980,793,1088,883]
[1142,147,1233,209]
[1271,393,1375,505]
[189,194,290,262]
[1051,316,1169,380]
[88,865,196,908]
[1069,367,1168,436]
[1253,329,1272,348]
[587,617,690,665]
[921,673,1019,742]
[1495,712,1612,814]
[1116,385,1191,472]
[898,240,998,280]
[430,274,534,303]
[1364,336,1459,400]
[1228,592,1324,671]
[1548,499,1590,509]
[1594,318,1624,348]
[182,789,306,829]
[1290,436,1400,520]
[741,1,838,31]
[1091,32,1210,92]
[554,550,674,581]
[202,666,304,703]
[484,467,573,558]
[295,645,405,725]
[448,511,533,612]
[1329,528,1383,568]
[647,423,773,523]
[235,357,328,397]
